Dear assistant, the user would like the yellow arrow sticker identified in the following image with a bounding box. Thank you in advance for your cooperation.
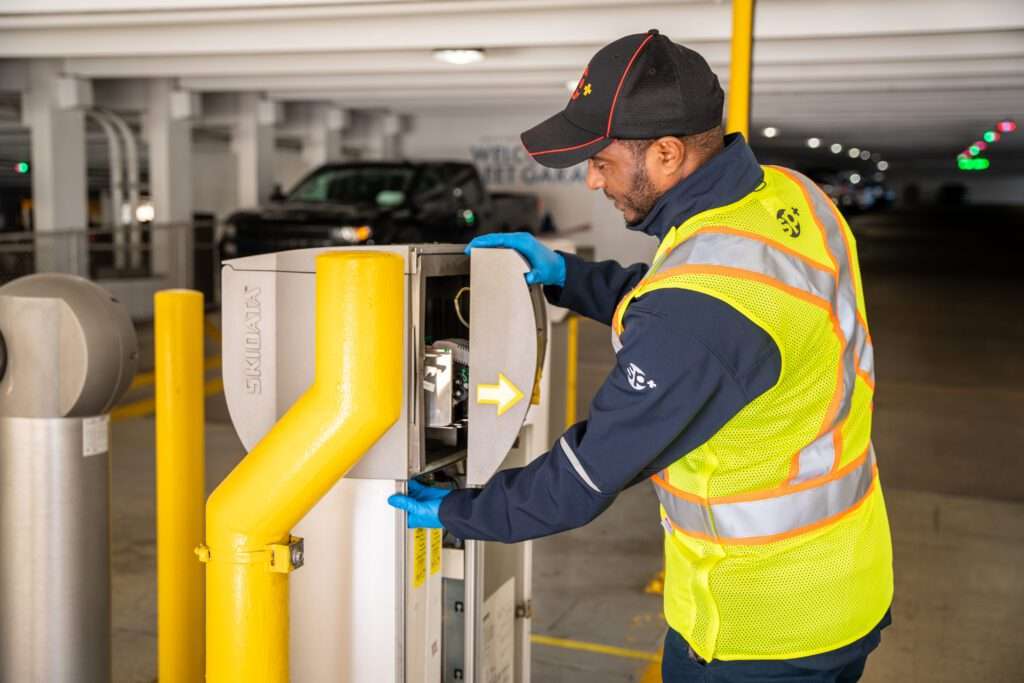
[477,373,524,416]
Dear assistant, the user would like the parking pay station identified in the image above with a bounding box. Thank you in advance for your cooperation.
[221,245,551,682]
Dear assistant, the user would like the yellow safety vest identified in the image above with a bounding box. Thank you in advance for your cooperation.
[611,166,892,661]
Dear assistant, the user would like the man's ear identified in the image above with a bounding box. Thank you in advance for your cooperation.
[648,136,687,184]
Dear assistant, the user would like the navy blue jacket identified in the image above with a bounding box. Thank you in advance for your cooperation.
[439,134,778,541]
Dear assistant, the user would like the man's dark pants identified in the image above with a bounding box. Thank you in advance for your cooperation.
[662,628,881,682]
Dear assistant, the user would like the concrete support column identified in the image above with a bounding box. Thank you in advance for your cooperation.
[302,106,347,168]
[379,112,404,160]
[21,61,90,275]
[233,93,277,207]
[146,80,197,288]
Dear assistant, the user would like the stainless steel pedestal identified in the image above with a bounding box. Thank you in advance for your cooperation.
[0,273,137,683]
[0,416,112,682]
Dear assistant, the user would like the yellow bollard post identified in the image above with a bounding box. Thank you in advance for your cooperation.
[203,252,404,682]
[565,314,579,429]
[726,0,756,140]
[155,289,206,683]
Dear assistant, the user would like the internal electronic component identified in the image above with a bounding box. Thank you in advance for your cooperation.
[424,339,469,444]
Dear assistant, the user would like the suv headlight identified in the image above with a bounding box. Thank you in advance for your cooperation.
[329,225,373,243]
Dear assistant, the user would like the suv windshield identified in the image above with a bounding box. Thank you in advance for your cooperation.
[288,165,416,204]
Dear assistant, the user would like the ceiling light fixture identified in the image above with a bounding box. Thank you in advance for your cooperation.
[433,48,486,65]
[848,147,861,158]
[762,126,779,138]
[807,137,821,149]
[830,143,843,154]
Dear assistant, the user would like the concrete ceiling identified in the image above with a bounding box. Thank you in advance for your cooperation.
[1,0,1023,172]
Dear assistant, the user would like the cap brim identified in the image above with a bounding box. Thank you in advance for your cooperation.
[521,111,612,169]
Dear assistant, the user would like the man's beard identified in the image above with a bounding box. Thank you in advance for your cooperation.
[620,161,660,227]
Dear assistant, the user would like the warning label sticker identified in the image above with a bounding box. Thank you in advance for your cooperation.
[83,415,109,457]
[430,528,442,575]
[412,528,427,588]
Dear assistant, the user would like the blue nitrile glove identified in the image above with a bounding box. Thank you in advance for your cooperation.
[387,480,452,529]
[464,232,566,287]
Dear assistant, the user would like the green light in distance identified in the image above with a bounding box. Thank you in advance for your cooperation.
[14,161,29,174]
[958,157,990,171]
[983,130,999,143]
[968,145,980,156]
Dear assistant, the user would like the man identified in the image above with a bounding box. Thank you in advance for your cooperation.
[389,29,892,682]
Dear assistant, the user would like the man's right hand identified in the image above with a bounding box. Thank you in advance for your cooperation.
[464,232,567,287]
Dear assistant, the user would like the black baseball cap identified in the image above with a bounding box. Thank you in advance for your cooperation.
[521,29,724,169]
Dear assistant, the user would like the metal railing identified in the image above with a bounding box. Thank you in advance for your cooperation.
[0,218,219,301]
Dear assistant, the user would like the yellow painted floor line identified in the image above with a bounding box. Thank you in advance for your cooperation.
[643,568,665,595]
[204,318,222,343]
[531,634,661,664]
[112,377,224,421]
[129,356,222,390]
[638,660,662,683]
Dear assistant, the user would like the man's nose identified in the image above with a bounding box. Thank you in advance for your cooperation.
[585,163,604,191]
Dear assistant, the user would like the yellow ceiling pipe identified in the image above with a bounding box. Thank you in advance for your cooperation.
[202,251,404,681]
[726,0,756,140]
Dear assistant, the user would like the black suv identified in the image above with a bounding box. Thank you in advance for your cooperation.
[220,161,501,259]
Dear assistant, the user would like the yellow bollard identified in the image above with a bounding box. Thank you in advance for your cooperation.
[726,0,756,140]
[565,314,579,429]
[155,289,206,683]
[203,252,404,682]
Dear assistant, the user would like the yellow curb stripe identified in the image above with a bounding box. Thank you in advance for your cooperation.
[112,377,224,421]
[531,634,661,663]
[130,356,222,390]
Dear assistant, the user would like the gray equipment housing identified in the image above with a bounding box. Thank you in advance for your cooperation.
[220,244,547,484]
[220,245,547,683]
[0,274,138,683]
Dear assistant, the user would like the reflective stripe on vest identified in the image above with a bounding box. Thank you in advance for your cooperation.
[653,446,876,542]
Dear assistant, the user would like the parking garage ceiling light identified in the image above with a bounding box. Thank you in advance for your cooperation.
[850,173,862,184]
[859,150,871,161]
[830,143,843,154]
[806,137,821,149]
[877,160,889,171]
[432,48,485,65]
[762,126,779,138]
[848,147,861,158]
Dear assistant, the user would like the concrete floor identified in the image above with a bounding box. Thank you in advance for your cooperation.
[108,263,1024,682]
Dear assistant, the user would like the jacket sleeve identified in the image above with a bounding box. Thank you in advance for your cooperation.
[542,252,648,326]
[438,289,781,543]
